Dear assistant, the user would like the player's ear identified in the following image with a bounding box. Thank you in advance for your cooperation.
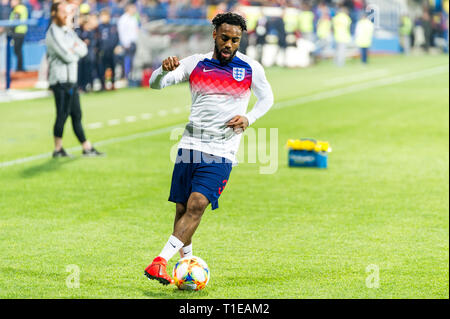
[213,29,217,40]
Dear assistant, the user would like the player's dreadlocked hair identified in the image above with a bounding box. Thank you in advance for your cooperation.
[212,12,247,32]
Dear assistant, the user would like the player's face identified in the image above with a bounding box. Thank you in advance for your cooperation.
[213,23,242,64]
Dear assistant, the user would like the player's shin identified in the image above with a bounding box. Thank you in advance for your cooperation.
[180,243,193,258]
[159,235,184,262]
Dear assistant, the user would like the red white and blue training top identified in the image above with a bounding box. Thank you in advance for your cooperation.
[150,51,274,164]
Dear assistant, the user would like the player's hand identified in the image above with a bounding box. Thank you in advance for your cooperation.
[162,56,180,72]
[227,115,249,134]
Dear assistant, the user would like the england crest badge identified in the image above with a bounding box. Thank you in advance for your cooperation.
[232,67,246,82]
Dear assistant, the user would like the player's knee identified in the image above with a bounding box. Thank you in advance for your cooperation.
[187,194,209,217]
[187,202,205,216]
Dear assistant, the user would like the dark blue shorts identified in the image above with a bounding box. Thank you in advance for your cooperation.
[169,149,233,210]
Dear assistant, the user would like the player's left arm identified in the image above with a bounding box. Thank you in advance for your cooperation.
[227,61,274,133]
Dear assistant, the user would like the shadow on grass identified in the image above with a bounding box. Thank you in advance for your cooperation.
[20,157,81,178]
[140,286,210,299]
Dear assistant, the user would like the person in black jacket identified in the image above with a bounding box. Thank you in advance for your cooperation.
[76,15,97,92]
[97,9,119,90]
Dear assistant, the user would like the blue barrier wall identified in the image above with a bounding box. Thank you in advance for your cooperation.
[371,36,401,54]
[10,42,46,71]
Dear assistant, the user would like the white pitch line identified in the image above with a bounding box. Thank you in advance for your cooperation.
[141,113,153,120]
[108,119,121,126]
[87,122,104,129]
[0,124,183,168]
[1,64,448,169]
[274,65,449,110]
[125,116,137,123]
[0,152,53,168]
[323,69,391,86]
[85,124,183,148]
[158,110,169,117]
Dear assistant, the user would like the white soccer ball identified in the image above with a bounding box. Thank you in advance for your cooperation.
[172,256,210,291]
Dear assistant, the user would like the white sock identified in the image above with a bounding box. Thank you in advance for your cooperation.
[181,244,193,258]
[158,235,184,262]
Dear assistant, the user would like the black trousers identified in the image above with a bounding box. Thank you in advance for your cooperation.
[13,33,25,71]
[51,83,87,143]
[78,56,94,91]
[98,51,116,89]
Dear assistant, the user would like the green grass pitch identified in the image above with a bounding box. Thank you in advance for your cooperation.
[0,55,448,298]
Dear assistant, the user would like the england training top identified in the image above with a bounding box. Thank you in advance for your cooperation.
[149,51,274,164]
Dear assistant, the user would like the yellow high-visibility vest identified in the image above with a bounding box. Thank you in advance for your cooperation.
[355,18,374,48]
[317,17,332,39]
[299,11,314,33]
[9,4,28,34]
[332,12,352,44]
[246,12,261,32]
[284,10,300,33]
[400,16,413,36]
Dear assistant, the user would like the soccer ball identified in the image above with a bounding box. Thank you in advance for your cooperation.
[173,256,210,291]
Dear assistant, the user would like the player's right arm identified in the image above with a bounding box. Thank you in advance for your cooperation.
[149,55,197,90]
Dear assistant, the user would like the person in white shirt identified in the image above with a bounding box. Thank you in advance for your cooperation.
[144,12,274,286]
[117,3,139,79]
[354,13,375,64]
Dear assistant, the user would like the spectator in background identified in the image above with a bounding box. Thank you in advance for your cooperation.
[400,14,413,55]
[332,6,352,67]
[191,0,206,19]
[86,0,98,13]
[315,9,332,59]
[0,0,10,23]
[9,0,29,72]
[233,3,249,53]
[76,13,98,92]
[298,2,315,42]
[97,9,119,90]
[431,11,444,48]
[143,0,169,20]
[0,0,10,37]
[444,0,449,52]
[212,1,228,17]
[420,10,433,52]
[117,3,139,80]
[354,12,374,64]
[29,0,42,11]
[96,0,110,12]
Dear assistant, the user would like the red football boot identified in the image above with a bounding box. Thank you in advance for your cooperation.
[144,257,174,285]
